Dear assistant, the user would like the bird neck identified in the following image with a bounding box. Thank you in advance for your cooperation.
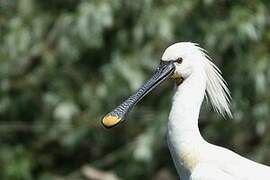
[168,67,207,150]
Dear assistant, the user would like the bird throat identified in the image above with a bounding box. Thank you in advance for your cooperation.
[171,73,184,86]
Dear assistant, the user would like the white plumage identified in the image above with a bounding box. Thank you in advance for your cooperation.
[162,42,270,180]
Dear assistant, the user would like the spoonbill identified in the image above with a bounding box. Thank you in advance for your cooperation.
[102,42,270,180]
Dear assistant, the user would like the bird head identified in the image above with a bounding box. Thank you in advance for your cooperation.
[161,42,206,84]
[102,42,231,128]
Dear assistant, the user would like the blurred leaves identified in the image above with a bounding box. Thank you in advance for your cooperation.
[0,0,270,179]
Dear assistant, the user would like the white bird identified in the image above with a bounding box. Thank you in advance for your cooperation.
[102,42,270,180]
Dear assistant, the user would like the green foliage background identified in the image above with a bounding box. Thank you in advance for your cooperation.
[0,0,270,179]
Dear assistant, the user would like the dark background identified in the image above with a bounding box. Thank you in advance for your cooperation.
[0,0,270,179]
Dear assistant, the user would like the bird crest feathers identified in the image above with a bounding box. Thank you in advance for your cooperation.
[198,45,232,118]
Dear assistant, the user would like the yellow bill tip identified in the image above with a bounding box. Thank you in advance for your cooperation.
[102,115,121,128]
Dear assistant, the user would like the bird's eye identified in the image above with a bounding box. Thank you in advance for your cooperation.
[175,57,183,64]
